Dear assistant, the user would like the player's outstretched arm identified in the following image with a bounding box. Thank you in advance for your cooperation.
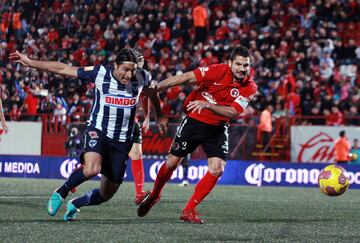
[9,51,78,78]
[157,71,197,92]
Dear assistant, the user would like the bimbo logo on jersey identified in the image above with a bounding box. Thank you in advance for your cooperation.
[105,96,137,107]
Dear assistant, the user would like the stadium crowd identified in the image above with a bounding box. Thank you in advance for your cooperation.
[0,0,359,125]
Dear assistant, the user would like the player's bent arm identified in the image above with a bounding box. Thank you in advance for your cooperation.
[207,103,239,119]
[148,93,163,119]
[157,71,197,92]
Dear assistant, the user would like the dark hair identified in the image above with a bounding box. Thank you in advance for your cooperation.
[340,130,345,137]
[132,49,144,63]
[230,46,250,61]
[115,48,137,65]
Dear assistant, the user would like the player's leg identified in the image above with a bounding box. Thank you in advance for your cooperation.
[179,154,190,186]
[47,128,104,217]
[64,141,130,221]
[137,117,199,217]
[47,152,102,216]
[129,142,148,204]
[129,122,148,204]
[137,153,183,217]
[64,175,120,221]
[181,123,228,223]
[180,157,225,223]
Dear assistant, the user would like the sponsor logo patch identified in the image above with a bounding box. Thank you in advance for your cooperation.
[105,96,137,107]
[199,67,209,77]
[88,131,99,139]
[172,142,180,151]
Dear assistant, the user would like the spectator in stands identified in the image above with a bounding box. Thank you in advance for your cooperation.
[258,104,273,151]
[0,0,359,127]
[0,98,8,135]
[52,102,67,131]
[65,127,82,158]
[68,93,84,121]
[349,139,360,165]
[347,106,360,126]
[192,0,208,44]
[9,103,21,121]
[326,106,344,126]
[334,130,351,164]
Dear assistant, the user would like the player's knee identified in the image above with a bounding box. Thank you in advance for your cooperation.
[166,154,183,171]
[100,188,119,201]
[208,167,224,177]
[100,192,114,202]
[129,150,142,160]
[83,163,101,177]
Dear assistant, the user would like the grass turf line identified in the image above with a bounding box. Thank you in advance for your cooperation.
[0,178,360,242]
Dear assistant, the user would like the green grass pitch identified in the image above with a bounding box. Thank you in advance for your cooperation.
[1,178,360,242]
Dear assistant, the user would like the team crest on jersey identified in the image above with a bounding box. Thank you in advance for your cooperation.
[88,131,99,139]
[88,139,97,148]
[230,88,240,97]
[199,67,209,77]
[172,142,180,151]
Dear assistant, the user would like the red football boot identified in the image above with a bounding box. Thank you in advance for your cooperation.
[180,209,204,224]
[135,190,150,205]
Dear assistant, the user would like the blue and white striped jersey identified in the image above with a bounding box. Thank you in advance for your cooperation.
[77,65,151,142]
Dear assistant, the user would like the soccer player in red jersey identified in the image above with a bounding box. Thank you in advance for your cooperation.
[137,46,257,223]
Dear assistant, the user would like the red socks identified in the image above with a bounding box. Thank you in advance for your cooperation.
[184,171,219,210]
[131,159,144,194]
[150,162,173,199]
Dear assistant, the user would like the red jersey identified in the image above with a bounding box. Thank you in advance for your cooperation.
[184,64,257,125]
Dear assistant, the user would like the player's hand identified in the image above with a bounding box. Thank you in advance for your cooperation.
[157,115,168,135]
[142,117,150,133]
[148,81,158,94]
[187,100,210,114]
[9,51,32,67]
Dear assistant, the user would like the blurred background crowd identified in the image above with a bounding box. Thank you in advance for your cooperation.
[0,0,359,125]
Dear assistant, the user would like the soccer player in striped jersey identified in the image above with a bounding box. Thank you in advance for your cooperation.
[10,48,167,221]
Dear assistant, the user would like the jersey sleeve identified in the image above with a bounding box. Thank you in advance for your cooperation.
[135,69,152,87]
[231,82,257,114]
[77,65,101,83]
[193,64,223,83]
[142,69,152,87]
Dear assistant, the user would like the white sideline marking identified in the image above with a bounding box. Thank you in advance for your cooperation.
[0,196,48,199]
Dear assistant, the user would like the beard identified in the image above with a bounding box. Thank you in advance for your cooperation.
[233,71,248,83]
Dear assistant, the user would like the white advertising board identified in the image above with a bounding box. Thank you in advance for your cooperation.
[291,126,360,163]
[0,122,42,155]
